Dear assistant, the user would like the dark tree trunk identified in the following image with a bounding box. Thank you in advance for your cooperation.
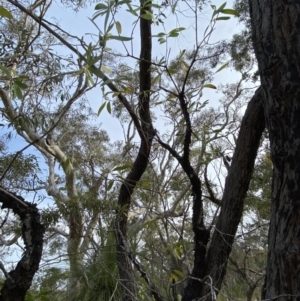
[182,88,265,301]
[114,0,154,300]
[0,188,44,301]
[249,1,300,300]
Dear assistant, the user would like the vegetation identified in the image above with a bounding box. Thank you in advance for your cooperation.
[0,0,299,300]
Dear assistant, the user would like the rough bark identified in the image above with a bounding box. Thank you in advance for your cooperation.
[114,1,154,300]
[182,87,265,301]
[0,188,44,301]
[249,1,300,300]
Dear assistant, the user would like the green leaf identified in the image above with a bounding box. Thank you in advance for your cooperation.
[0,64,11,76]
[192,131,200,140]
[216,62,229,73]
[178,49,186,60]
[107,35,132,41]
[85,69,95,86]
[158,37,166,44]
[0,6,13,19]
[141,10,153,20]
[13,84,22,99]
[97,102,106,115]
[107,180,114,191]
[107,101,111,114]
[217,2,226,12]
[215,16,231,21]
[203,83,217,89]
[113,164,132,171]
[168,32,179,37]
[167,68,177,74]
[95,3,108,10]
[14,80,28,89]
[220,8,240,16]
[116,21,122,34]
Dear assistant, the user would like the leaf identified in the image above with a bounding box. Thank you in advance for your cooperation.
[85,69,95,86]
[168,32,179,37]
[216,62,229,73]
[152,74,161,85]
[0,6,13,19]
[203,83,217,89]
[0,64,11,76]
[113,164,132,171]
[97,102,106,115]
[220,8,240,17]
[14,80,28,89]
[167,68,177,75]
[108,35,132,41]
[173,269,184,278]
[217,2,226,12]
[95,3,108,10]
[116,21,122,34]
[215,16,231,21]
[141,10,153,20]
[106,101,111,114]
[158,37,166,44]
[13,84,22,99]
[178,49,186,60]
[101,65,112,74]
[192,131,200,140]
[107,180,114,191]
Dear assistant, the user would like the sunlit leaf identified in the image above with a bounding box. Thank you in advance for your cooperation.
[203,83,217,89]
[113,164,132,171]
[216,62,229,73]
[220,8,240,16]
[116,21,122,34]
[101,65,112,74]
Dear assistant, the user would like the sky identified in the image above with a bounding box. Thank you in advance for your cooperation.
[1,0,244,200]
[0,0,248,272]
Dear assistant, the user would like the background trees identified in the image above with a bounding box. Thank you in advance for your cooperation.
[2,0,297,300]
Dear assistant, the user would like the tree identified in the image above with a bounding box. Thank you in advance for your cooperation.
[249,0,300,299]
[0,0,279,301]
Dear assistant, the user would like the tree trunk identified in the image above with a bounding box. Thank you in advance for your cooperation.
[0,188,44,301]
[249,1,300,300]
[182,87,265,301]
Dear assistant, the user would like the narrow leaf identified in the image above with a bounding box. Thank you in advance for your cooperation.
[203,83,217,89]
[220,8,240,16]
[216,62,229,73]
[107,101,111,114]
[97,102,106,115]
[215,16,231,21]
[108,35,132,41]
[107,180,114,191]
[116,21,122,34]
[113,164,132,171]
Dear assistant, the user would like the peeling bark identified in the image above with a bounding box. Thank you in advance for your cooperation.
[249,1,300,300]
[0,188,44,301]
